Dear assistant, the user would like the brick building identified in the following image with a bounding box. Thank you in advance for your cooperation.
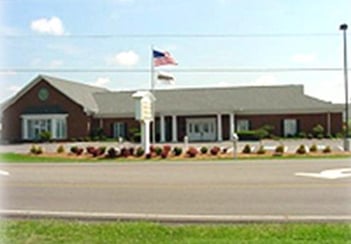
[1,75,343,143]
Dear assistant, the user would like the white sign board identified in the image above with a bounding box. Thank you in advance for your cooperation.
[132,91,155,121]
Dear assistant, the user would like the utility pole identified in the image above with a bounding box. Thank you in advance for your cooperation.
[340,23,350,151]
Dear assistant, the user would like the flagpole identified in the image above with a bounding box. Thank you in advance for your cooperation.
[151,45,156,145]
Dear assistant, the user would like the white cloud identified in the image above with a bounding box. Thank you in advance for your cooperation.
[291,53,316,64]
[30,17,65,36]
[109,51,140,66]
[90,77,111,87]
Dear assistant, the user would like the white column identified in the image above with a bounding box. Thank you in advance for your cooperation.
[172,115,177,142]
[160,115,165,142]
[229,113,235,139]
[22,118,28,140]
[217,114,222,141]
[143,120,151,154]
[140,122,145,147]
[51,118,57,139]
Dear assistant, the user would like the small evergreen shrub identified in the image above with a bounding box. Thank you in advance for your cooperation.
[107,147,118,158]
[309,144,318,153]
[222,147,228,154]
[323,146,332,153]
[296,145,307,154]
[186,147,198,158]
[136,147,145,157]
[173,147,182,156]
[275,145,285,154]
[242,144,252,154]
[30,145,43,155]
[56,145,65,154]
[210,146,220,156]
[200,146,208,154]
[155,147,163,156]
[99,146,106,155]
[312,124,324,138]
[256,145,266,155]
[39,131,51,142]
[70,146,78,154]
[298,132,307,138]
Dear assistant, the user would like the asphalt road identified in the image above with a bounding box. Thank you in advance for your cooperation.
[1,159,350,222]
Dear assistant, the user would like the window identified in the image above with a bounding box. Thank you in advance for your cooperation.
[113,122,127,139]
[22,114,67,140]
[283,119,298,137]
[237,120,250,131]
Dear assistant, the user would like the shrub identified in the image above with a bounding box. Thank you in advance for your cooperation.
[186,147,198,158]
[121,147,130,157]
[163,145,172,153]
[161,151,169,159]
[310,144,318,153]
[86,146,96,155]
[129,147,135,156]
[323,146,332,153]
[56,145,65,154]
[275,145,285,154]
[129,127,141,142]
[298,132,307,138]
[39,131,51,142]
[155,147,163,156]
[210,146,220,156]
[237,131,260,141]
[75,147,84,156]
[242,144,252,154]
[99,146,106,155]
[296,145,307,154]
[312,124,324,138]
[222,147,228,154]
[145,153,152,159]
[173,147,182,156]
[256,145,266,155]
[200,146,208,154]
[30,145,43,155]
[107,147,118,158]
[307,133,313,139]
[150,145,155,153]
[70,146,78,154]
[136,147,145,157]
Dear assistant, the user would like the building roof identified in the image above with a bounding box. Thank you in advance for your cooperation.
[1,75,108,114]
[93,85,341,117]
[2,74,343,117]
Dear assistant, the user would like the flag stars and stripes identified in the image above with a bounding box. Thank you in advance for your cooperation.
[153,50,178,67]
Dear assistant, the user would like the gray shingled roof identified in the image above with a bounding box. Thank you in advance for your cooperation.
[1,75,342,117]
[93,85,341,117]
[41,75,108,113]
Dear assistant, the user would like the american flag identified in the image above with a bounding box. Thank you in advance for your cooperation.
[153,49,177,67]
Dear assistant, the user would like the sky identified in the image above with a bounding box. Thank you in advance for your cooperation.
[0,0,350,103]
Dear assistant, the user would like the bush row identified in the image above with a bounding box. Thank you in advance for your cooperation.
[30,143,334,158]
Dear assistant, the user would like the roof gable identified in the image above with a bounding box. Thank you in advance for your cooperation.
[2,74,108,114]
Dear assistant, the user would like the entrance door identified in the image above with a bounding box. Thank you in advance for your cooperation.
[283,119,297,137]
[186,118,216,141]
[31,119,51,140]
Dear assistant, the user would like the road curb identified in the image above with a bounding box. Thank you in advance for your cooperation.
[1,210,351,224]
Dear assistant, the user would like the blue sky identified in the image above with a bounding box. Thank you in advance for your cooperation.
[0,0,350,103]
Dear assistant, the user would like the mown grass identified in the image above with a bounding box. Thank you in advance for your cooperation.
[0,152,350,163]
[0,220,350,244]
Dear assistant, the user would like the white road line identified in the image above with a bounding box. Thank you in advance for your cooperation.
[1,209,351,223]
[0,170,9,176]
[295,168,351,180]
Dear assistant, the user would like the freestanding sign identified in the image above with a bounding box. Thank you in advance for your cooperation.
[132,91,155,154]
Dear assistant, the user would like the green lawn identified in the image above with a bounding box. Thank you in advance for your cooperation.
[0,152,350,163]
[0,220,350,244]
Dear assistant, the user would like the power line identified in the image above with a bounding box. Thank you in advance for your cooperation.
[0,67,349,73]
[0,33,346,39]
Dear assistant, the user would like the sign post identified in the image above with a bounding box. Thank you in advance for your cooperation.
[132,91,155,154]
